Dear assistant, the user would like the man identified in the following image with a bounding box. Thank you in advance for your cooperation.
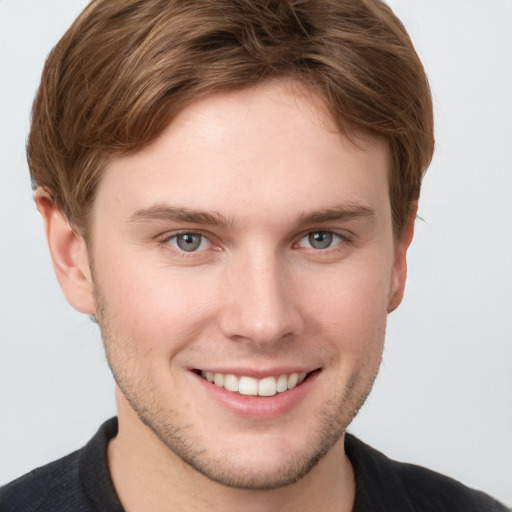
[0,1,509,511]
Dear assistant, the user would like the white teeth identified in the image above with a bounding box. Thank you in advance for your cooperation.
[276,374,288,392]
[200,371,310,396]
[239,376,258,395]
[213,373,224,387]
[224,374,239,392]
[258,376,277,397]
[287,373,298,389]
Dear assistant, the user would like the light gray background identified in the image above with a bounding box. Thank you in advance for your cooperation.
[1,0,511,505]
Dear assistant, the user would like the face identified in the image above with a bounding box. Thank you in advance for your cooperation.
[84,81,407,489]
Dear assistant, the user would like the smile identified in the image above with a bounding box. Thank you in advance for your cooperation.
[199,371,309,396]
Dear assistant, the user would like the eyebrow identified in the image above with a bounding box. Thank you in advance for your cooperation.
[128,204,234,229]
[128,202,375,230]
[294,203,375,226]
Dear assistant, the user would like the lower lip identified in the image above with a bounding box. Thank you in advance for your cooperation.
[192,370,320,419]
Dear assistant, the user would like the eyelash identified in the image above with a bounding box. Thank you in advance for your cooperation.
[159,229,349,255]
[295,231,345,250]
[159,231,216,255]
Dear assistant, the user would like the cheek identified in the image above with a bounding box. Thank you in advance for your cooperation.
[300,260,391,354]
[95,256,221,355]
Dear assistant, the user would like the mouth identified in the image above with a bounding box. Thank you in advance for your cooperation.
[196,370,318,397]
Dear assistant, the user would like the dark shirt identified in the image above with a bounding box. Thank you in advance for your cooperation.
[0,418,508,511]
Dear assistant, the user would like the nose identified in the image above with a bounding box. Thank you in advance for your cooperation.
[218,252,304,347]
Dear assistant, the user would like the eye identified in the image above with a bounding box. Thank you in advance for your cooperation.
[297,231,343,250]
[167,232,211,252]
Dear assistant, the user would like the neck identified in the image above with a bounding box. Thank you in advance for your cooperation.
[108,391,355,512]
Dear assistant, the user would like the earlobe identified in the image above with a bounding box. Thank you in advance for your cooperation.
[388,209,416,313]
[35,187,95,315]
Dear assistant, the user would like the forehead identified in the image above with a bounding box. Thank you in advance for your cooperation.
[93,81,390,227]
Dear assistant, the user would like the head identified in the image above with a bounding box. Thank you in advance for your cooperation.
[31,0,434,492]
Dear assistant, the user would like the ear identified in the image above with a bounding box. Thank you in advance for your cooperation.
[35,187,95,315]
[387,207,417,313]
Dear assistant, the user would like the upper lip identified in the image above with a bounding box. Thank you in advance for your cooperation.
[192,367,320,378]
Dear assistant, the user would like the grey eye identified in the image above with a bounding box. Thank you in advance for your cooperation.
[297,231,342,250]
[170,233,209,252]
[308,231,333,249]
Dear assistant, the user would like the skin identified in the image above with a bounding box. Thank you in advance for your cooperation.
[37,80,414,512]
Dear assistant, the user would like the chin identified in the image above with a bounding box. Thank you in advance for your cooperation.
[132,398,348,491]
[171,436,339,491]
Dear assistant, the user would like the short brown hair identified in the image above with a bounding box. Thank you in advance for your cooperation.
[28,0,434,238]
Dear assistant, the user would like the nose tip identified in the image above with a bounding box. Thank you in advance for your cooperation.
[227,312,297,348]
[218,259,303,347]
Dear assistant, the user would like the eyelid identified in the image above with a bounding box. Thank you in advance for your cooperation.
[159,230,219,252]
[157,228,350,253]
[294,229,348,250]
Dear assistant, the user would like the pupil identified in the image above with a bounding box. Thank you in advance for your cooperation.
[309,231,332,249]
[177,233,201,251]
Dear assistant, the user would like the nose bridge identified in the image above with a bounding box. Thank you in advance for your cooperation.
[219,247,302,345]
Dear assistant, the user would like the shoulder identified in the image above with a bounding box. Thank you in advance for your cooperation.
[388,458,509,512]
[0,449,88,512]
[0,418,120,512]
[345,434,509,512]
